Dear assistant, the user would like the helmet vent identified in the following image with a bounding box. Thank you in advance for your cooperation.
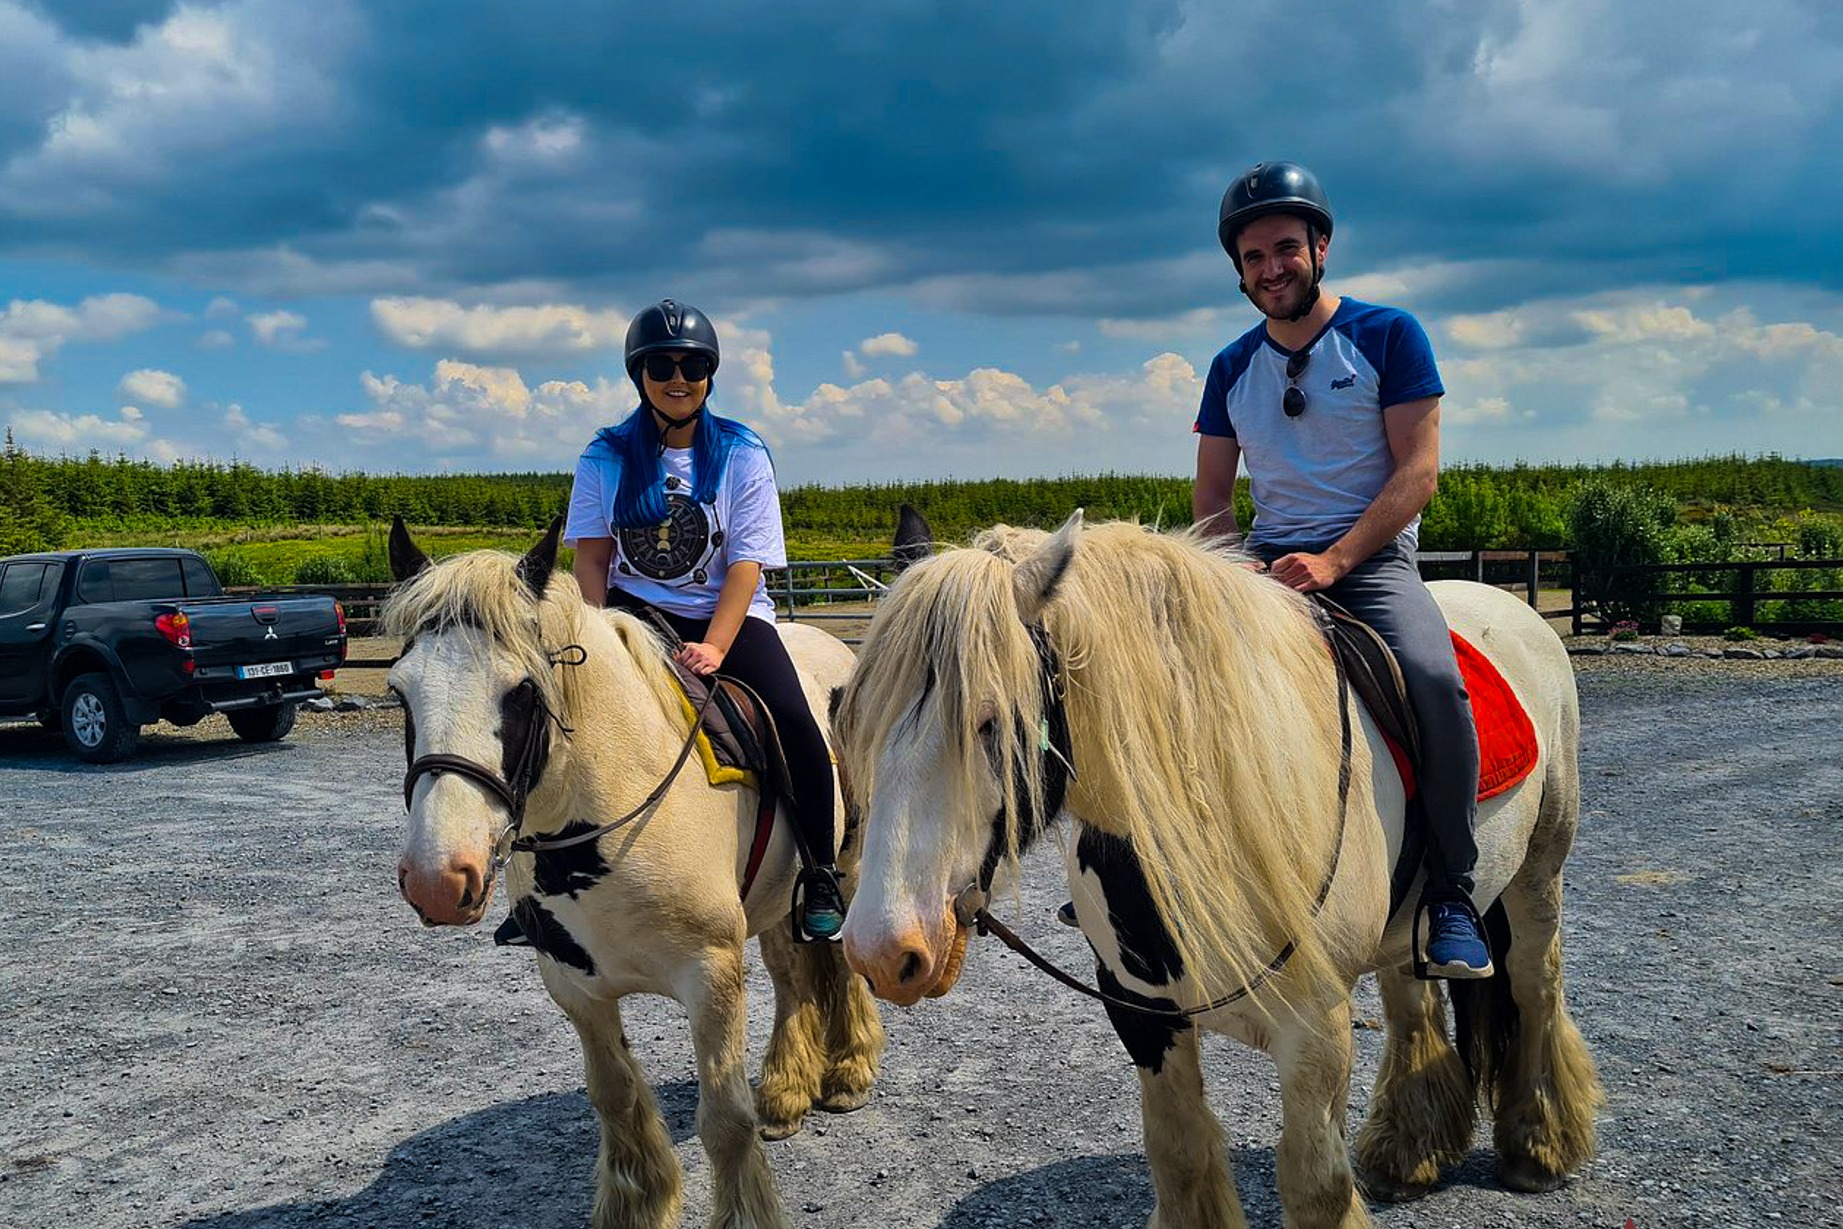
[660,298,684,333]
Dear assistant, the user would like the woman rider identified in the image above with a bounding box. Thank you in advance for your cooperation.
[563,298,847,941]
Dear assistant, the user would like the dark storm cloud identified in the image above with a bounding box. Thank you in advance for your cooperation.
[1,0,1839,316]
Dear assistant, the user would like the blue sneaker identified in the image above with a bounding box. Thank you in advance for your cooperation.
[1422,901,1494,979]
[796,867,846,943]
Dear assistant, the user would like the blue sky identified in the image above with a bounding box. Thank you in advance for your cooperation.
[2,0,1840,484]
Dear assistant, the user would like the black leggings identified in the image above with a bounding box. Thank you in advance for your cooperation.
[606,590,836,867]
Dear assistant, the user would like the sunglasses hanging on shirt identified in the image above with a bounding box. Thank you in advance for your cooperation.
[642,353,715,383]
[1283,348,1310,418]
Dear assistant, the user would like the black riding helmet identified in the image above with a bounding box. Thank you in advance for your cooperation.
[1217,161,1334,266]
[624,298,721,378]
[625,299,720,428]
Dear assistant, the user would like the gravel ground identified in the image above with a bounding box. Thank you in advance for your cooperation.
[2,657,1839,1229]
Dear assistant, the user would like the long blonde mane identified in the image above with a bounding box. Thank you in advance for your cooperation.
[838,519,1349,1001]
[379,550,680,726]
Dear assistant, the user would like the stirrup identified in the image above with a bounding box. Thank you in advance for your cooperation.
[791,865,845,945]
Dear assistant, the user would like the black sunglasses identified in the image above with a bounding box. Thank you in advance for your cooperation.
[1283,348,1310,418]
[642,353,714,383]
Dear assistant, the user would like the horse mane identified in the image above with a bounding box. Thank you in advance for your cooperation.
[840,519,1349,1003]
[379,549,679,726]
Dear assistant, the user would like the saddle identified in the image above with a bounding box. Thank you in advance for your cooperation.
[665,660,792,794]
[1312,595,1540,916]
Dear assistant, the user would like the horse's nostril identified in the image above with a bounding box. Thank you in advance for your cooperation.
[397,866,408,891]
[459,885,475,909]
[899,951,923,985]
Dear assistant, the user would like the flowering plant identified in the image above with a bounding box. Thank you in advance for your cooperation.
[1611,619,1641,641]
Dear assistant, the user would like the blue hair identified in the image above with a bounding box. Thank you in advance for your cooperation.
[595,402,770,528]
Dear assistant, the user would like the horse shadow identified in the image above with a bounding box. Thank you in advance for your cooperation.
[939,1147,1282,1227]
[174,1081,699,1229]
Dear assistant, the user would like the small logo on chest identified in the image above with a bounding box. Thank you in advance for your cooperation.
[1330,375,1356,390]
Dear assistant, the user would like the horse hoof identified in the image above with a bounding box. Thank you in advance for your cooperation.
[1498,1155,1568,1193]
[817,1088,871,1114]
[1356,1170,1433,1203]
[758,1118,803,1142]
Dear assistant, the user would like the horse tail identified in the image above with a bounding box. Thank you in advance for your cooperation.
[1447,898,1518,1108]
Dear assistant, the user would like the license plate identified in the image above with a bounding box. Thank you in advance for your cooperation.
[236,661,293,680]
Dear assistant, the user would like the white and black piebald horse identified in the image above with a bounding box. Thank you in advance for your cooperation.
[384,519,884,1229]
[833,513,1602,1229]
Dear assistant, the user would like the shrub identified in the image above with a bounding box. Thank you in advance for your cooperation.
[1611,619,1640,641]
[204,550,261,588]
[1723,626,1759,642]
[1568,478,1677,627]
[292,555,356,585]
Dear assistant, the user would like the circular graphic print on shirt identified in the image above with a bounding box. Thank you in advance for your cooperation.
[618,493,712,580]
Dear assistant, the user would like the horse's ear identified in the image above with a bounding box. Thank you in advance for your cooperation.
[1012,508,1082,625]
[389,515,432,582]
[892,503,933,571]
[517,517,564,599]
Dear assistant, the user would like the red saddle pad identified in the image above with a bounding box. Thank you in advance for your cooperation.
[1382,631,1539,802]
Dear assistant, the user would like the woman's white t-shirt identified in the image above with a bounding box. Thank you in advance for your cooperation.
[564,441,785,623]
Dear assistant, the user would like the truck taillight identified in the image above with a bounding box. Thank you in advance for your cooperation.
[334,601,347,636]
[155,611,192,649]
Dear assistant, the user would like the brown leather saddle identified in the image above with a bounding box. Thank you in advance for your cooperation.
[642,609,803,901]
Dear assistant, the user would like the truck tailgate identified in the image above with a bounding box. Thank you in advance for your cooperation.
[179,596,346,675]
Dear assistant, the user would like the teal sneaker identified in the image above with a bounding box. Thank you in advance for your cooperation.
[1422,901,1494,979]
[796,866,846,943]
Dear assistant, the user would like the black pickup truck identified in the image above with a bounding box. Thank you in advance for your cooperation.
[0,548,347,762]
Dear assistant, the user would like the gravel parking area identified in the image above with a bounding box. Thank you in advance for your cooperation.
[2,659,1838,1229]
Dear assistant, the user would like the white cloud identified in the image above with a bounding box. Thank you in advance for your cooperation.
[337,359,629,463]
[0,5,349,221]
[118,368,186,409]
[1097,308,1226,340]
[198,329,235,349]
[858,331,919,358]
[841,350,866,380]
[9,406,153,449]
[0,293,162,383]
[248,309,322,351]
[1435,286,1843,460]
[205,296,240,320]
[371,297,630,359]
[482,114,586,164]
[223,404,288,452]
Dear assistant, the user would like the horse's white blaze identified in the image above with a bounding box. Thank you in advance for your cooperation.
[389,631,521,912]
[841,719,983,996]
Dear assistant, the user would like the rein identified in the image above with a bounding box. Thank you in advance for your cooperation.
[400,636,721,883]
[951,626,1354,1019]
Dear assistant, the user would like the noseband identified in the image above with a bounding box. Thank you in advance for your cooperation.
[402,649,580,881]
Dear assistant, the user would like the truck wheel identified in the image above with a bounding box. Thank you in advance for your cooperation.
[227,702,298,743]
[62,672,140,764]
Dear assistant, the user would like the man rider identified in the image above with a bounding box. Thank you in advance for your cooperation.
[1192,161,1492,978]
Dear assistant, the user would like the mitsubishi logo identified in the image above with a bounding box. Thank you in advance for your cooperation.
[264,625,279,641]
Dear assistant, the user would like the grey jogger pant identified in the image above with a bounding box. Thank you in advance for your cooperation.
[1255,539,1480,900]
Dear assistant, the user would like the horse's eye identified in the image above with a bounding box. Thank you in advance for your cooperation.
[977,717,997,739]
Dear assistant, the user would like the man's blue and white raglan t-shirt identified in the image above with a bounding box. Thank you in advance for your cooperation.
[564,441,786,624]
[1194,298,1444,553]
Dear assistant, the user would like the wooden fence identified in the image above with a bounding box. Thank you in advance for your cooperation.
[1569,558,1843,635]
[248,548,1577,669]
